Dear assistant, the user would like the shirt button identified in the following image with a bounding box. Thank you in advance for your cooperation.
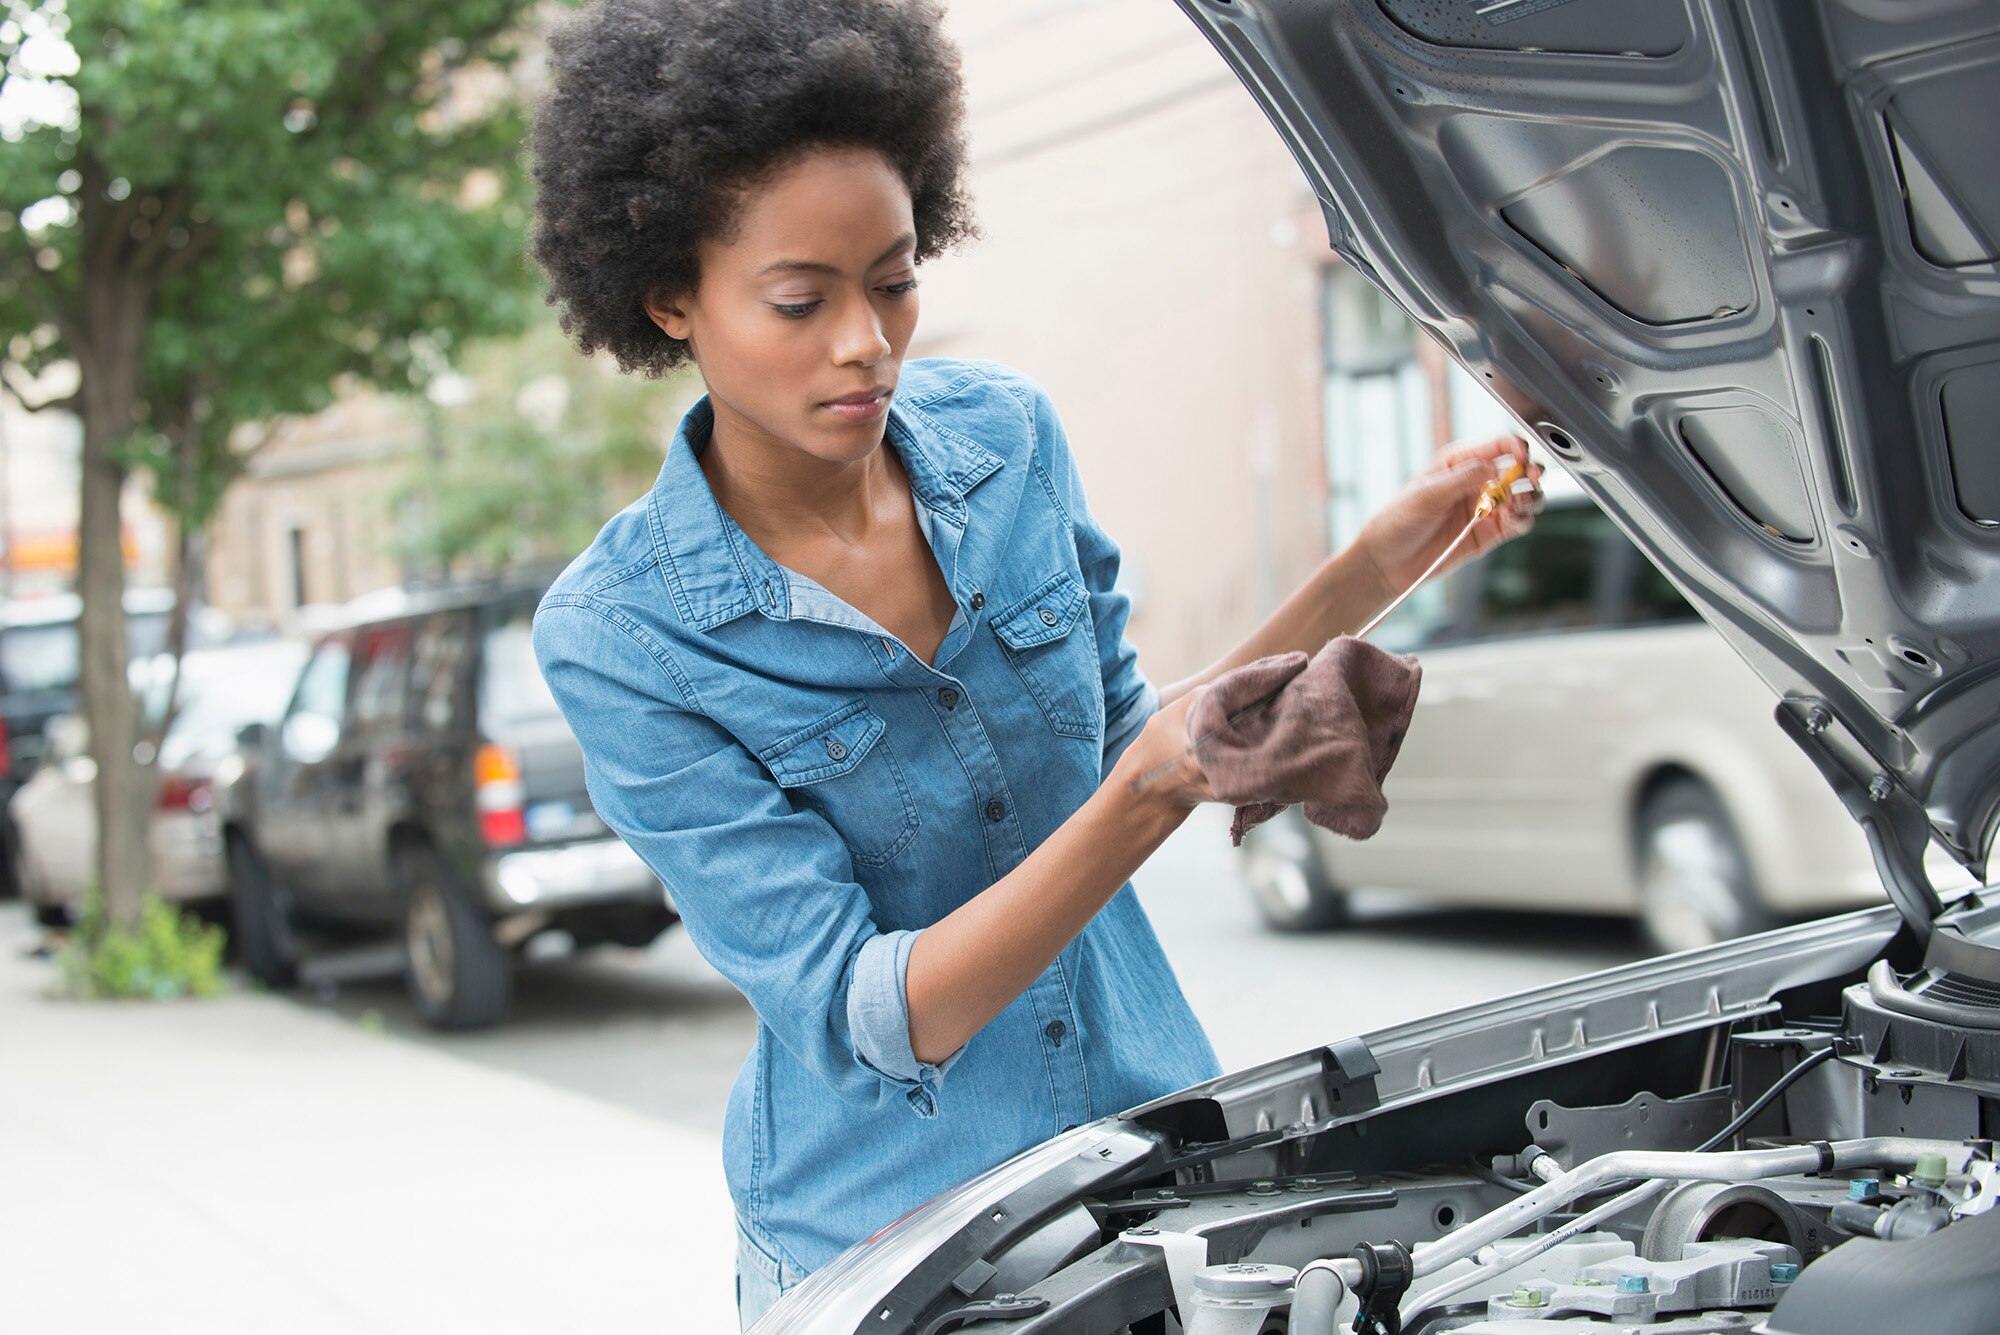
[1045,1019,1066,1045]
[1038,607,1058,626]
[938,687,959,710]
[824,737,847,761]
[970,591,986,611]
[985,798,1006,823]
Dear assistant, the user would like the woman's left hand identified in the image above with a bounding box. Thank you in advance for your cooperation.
[1353,434,1544,602]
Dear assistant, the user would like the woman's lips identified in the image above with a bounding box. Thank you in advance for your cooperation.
[821,387,891,423]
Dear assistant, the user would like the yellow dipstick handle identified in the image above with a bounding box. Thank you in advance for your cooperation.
[1474,458,1526,520]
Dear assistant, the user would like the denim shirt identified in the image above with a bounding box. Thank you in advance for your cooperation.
[531,357,1221,1275]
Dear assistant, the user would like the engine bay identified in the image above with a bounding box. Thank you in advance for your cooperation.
[877,895,2000,1335]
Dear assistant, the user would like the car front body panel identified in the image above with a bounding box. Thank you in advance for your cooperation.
[758,896,2000,1332]
[758,4,2000,1329]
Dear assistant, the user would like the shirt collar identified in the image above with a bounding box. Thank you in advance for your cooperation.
[648,392,1004,633]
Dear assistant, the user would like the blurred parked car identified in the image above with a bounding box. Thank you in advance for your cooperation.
[11,638,309,926]
[216,573,678,1030]
[0,589,233,898]
[0,589,236,782]
[1238,492,1890,954]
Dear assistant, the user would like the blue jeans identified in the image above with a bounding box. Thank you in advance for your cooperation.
[736,1219,800,1331]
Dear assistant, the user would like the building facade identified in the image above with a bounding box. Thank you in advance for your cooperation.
[201,0,1514,675]
[915,0,1512,680]
[202,386,426,630]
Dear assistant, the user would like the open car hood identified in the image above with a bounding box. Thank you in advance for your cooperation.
[1173,0,2000,933]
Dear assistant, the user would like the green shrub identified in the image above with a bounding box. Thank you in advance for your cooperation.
[55,891,228,1001]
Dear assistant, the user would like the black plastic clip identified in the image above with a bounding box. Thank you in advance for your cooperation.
[1348,1240,1414,1335]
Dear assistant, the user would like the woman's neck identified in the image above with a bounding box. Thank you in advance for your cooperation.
[698,404,895,550]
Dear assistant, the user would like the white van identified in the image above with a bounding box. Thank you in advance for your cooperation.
[1240,492,1920,954]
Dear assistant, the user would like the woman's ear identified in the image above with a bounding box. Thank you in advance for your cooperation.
[644,288,693,342]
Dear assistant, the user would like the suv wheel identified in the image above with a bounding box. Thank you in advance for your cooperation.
[1241,808,1350,932]
[1636,779,1775,955]
[398,844,512,1031]
[228,834,298,987]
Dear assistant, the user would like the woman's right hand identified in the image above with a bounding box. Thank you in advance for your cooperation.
[1112,690,1216,816]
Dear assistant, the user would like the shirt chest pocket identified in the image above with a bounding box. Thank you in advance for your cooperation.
[759,701,920,868]
[989,572,1103,741]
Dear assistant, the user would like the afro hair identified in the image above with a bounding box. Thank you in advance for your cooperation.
[529,0,978,378]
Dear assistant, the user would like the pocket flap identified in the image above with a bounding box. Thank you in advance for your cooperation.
[990,572,1089,650]
[760,702,885,787]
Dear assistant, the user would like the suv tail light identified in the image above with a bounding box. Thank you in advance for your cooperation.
[474,742,527,847]
[156,772,212,813]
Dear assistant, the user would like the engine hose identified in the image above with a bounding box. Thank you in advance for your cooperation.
[1399,1177,1671,1322]
[1276,1135,1971,1321]
[1407,1136,1968,1281]
[1287,1260,1347,1334]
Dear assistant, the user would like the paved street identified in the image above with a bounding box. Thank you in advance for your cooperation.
[292,803,1644,1137]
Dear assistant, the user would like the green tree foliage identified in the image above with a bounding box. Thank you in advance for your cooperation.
[396,318,685,576]
[0,0,552,928]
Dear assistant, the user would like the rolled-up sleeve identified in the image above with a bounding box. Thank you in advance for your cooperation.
[848,928,962,1101]
[1012,373,1161,779]
[533,596,959,1118]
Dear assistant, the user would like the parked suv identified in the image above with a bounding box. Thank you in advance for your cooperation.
[1240,491,1892,954]
[217,574,677,1029]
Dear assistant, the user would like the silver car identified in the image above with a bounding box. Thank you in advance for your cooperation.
[1241,490,1901,954]
[13,638,308,923]
[758,1,2000,1330]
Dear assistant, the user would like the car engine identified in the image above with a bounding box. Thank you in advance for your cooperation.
[780,895,1999,1335]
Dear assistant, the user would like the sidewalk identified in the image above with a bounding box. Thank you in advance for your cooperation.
[0,909,739,1334]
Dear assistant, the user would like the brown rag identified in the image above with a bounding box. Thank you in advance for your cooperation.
[1186,635,1423,847]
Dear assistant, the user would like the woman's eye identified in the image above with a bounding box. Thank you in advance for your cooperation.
[770,300,820,319]
[882,278,919,296]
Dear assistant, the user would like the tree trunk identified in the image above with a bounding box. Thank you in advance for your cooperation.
[140,388,210,758]
[75,278,153,931]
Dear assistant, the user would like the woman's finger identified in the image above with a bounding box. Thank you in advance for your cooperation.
[1428,433,1529,477]
[1404,455,1499,515]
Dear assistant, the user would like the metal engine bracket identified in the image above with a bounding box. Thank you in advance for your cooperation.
[1526,1088,1737,1171]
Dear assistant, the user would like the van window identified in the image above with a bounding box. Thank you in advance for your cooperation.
[1625,550,1701,626]
[1474,503,1607,638]
[1370,580,1474,653]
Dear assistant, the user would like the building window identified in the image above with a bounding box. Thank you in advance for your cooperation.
[1320,263,1527,551]
[287,525,308,609]
[1320,264,1432,550]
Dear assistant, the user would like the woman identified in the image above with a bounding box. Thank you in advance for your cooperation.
[526,1,1540,1326]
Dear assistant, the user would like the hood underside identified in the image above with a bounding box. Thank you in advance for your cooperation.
[1175,0,2000,908]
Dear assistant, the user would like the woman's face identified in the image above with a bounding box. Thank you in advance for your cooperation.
[645,145,921,465]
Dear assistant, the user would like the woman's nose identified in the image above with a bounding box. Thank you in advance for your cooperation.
[832,296,890,365]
